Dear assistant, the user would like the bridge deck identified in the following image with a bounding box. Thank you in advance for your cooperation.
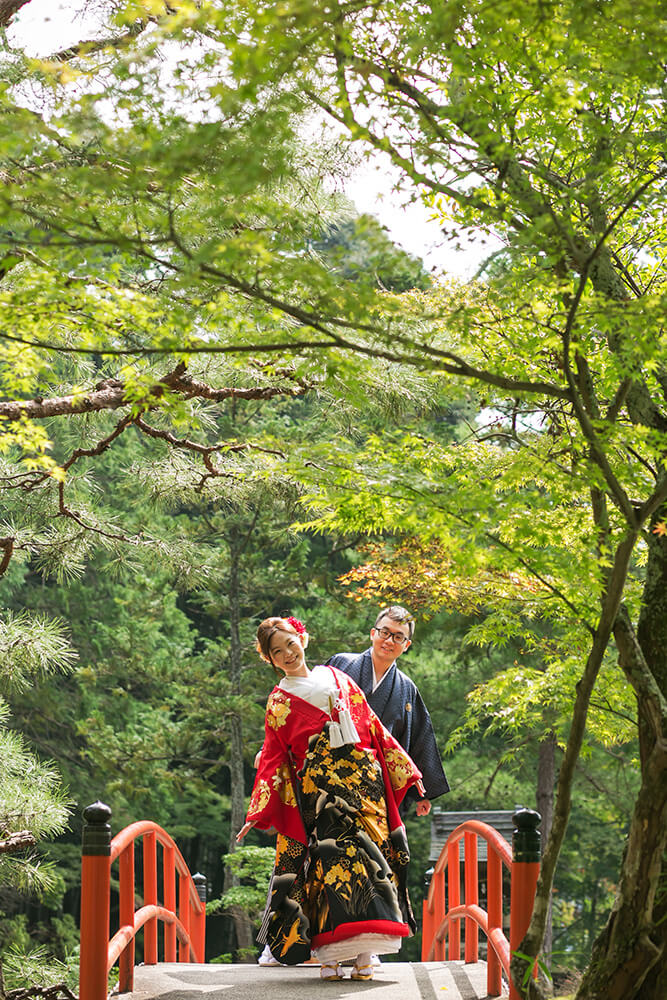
[127,960,506,1000]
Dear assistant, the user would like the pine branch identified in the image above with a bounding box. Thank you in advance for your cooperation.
[0,830,37,854]
[1,985,77,1000]
[49,20,147,63]
[0,537,13,575]
[0,364,307,576]
[0,364,309,422]
[133,415,287,493]
[134,414,286,459]
[56,478,140,545]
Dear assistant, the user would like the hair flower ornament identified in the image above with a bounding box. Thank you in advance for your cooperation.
[286,615,306,635]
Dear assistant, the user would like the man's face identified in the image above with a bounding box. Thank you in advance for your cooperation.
[370,615,412,663]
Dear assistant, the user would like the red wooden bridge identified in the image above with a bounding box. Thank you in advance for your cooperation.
[78,802,541,1000]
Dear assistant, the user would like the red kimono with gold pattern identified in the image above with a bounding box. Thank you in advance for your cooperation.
[247,666,422,842]
[246,667,422,964]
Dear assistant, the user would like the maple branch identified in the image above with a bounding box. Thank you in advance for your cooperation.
[0,322,572,400]
[388,478,596,628]
[637,473,667,526]
[560,269,639,528]
[605,377,632,424]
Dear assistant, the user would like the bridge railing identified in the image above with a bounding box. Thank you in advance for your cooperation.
[79,802,207,1000]
[422,808,541,1000]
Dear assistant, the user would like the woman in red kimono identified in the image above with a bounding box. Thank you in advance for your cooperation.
[237,616,425,982]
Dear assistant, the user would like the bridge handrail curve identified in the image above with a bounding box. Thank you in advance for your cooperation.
[110,820,205,915]
[80,804,207,1000]
[430,820,512,878]
[422,815,540,1000]
[435,903,510,972]
[108,904,197,966]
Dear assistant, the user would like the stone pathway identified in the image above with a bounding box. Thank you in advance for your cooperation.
[127,961,507,1000]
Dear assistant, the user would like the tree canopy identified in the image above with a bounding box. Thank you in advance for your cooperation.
[0,2,665,997]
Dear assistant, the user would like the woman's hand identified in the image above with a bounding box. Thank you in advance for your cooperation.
[236,821,255,843]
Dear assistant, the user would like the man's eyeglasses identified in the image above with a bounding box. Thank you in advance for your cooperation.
[374,626,410,646]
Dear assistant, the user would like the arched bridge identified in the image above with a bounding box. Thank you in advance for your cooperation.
[79,803,542,1000]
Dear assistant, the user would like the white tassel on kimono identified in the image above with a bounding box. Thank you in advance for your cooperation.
[338,706,360,745]
[329,721,344,748]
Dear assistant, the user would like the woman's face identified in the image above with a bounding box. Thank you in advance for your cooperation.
[269,629,307,677]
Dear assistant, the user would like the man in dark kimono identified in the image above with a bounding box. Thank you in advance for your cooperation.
[328,605,449,816]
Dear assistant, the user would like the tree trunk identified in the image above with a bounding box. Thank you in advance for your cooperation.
[573,732,667,999]
[536,732,556,986]
[223,525,255,957]
[575,518,667,999]
[0,0,30,29]
[635,880,667,1000]
[511,531,638,1000]
[632,512,667,1000]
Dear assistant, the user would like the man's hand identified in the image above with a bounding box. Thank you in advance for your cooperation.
[236,821,255,843]
[254,748,263,768]
[416,798,432,817]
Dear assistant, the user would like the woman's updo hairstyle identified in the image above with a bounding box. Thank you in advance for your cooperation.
[256,616,309,673]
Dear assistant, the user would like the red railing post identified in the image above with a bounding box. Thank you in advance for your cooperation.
[164,844,177,961]
[118,843,135,992]
[421,898,433,960]
[192,874,207,963]
[80,803,112,1000]
[509,809,541,1000]
[143,832,158,964]
[447,839,461,960]
[487,847,503,996]
[178,871,190,961]
[464,831,479,963]
[433,869,446,960]
[421,866,435,961]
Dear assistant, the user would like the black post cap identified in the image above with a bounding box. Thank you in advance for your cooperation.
[512,807,541,863]
[82,801,112,856]
[192,872,207,902]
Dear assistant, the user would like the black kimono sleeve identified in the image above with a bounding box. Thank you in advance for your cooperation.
[402,685,450,802]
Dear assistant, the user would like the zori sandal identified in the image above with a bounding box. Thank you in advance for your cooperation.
[351,963,374,981]
[320,963,344,981]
